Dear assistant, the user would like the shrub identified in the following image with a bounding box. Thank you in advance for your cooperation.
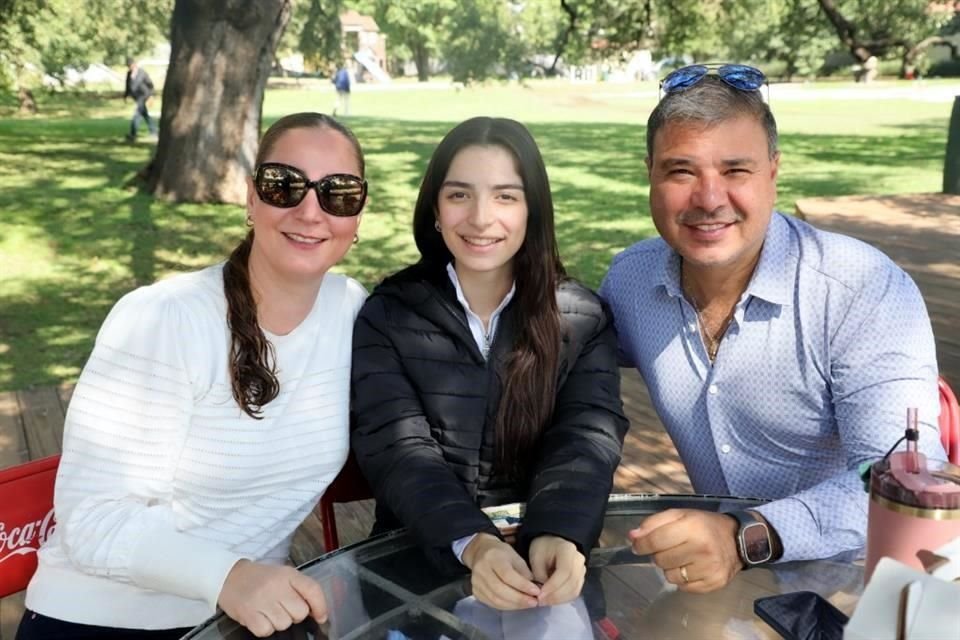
[927,59,960,77]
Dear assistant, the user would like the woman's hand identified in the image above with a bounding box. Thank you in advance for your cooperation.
[218,559,328,638]
[529,535,586,606]
[462,533,541,610]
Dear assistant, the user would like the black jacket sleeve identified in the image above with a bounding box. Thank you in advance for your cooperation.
[350,295,500,575]
[516,298,629,558]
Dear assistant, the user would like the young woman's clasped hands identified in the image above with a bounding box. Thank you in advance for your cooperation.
[463,533,587,609]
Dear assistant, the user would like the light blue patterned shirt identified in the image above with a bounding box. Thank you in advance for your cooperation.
[599,213,945,562]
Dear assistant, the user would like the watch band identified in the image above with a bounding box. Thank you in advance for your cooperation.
[728,509,757,528]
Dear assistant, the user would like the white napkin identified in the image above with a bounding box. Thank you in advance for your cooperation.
[844,537,960,640]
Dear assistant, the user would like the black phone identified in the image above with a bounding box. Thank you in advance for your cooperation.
[753,591,849,640]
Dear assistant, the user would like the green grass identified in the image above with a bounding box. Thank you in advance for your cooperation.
[0,79,952,390]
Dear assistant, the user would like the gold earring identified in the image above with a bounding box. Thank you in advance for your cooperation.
[245,214,253,227]
[353,233,359,244]
[434,220,441,232]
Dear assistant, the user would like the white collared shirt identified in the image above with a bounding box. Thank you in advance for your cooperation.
[445,263,516,562]
[446,263,516,361]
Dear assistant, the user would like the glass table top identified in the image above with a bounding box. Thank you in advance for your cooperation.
[183,494,864,639]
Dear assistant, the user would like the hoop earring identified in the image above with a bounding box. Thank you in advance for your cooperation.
[353,233,359,244]
[245,214,254,228]
[434,220,441,232]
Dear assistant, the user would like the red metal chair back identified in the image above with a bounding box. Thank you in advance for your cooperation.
[939,376,960,465]
[0,454,60,598]
[319,452,372,552]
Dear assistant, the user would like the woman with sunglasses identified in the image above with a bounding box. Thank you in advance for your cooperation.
[350,117,629,611]
[18,113,368,640]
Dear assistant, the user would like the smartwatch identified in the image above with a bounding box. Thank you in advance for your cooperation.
[727,510,773,567]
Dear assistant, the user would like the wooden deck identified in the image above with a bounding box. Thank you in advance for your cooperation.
[2,192,956,637]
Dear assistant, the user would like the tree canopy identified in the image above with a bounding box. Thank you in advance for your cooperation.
[1,0,171,89]
[2,0,956,90]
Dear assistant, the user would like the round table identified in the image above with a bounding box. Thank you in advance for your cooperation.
[183,494,864,639]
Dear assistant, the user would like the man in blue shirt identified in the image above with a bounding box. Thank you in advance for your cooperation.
[599,65,946,593]
[332,65,351,117]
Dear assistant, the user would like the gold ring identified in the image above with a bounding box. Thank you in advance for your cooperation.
[679,565,689,584]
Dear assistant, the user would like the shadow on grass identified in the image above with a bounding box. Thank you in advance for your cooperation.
[0,90,120,120]
[0,113,950,389]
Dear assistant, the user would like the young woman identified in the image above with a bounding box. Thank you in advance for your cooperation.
[350,117,628,612]
[18,113,368,640]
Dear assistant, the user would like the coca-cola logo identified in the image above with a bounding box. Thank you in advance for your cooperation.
[0,509,56,564]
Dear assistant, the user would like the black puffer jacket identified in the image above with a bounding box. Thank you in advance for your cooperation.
[350,262,629,574]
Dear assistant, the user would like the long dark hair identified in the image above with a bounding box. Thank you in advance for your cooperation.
[412,117,566,478]
[224,112,365,418]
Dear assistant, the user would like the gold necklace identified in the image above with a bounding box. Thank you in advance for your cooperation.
[683,277,735,363]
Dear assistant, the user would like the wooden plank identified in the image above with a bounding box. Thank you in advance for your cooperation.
[290,511,327,567]
[56,383,75,415]
[617,369,691,495]
[18,387,65,459]
[0,592,26,640]
[290,500,376,566]
[0,391,28,468]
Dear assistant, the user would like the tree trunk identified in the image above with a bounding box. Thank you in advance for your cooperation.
[902,36,959,78]
[816,0,870,63]
[146,0,292,204]
[413,41,430,82]
[548,0,578,76]
[17,86,37,114]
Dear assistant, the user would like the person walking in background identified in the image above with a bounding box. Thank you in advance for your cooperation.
[123,57,158,142]
[17,113,369,639]
[351,117,628,611]
[332,64,351,117]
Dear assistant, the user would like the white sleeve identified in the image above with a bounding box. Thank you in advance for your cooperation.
[55,285,242,609]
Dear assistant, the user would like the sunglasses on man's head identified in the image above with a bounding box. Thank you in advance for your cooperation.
[660,63,767,97]
[253,163,367,217]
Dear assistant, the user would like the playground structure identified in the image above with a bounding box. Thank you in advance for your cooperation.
[341,10,391,84]
[354,48,391,84]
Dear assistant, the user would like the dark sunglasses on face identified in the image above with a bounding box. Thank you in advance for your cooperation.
[253,162,367,217]
[660,63,767,97]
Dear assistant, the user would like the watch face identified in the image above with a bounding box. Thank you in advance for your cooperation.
[741,522,773,564]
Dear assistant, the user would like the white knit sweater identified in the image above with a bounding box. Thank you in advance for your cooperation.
[26,264,366,629]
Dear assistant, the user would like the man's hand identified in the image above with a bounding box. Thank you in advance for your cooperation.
[627,509,741,593]
[529,535,586,606]
[218,559,328,638]
[462,533,540,610]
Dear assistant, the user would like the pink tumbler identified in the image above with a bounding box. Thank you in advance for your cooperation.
[865,450,960,582]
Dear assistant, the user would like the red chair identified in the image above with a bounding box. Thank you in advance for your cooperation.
[319,452,372,552]
[939,376,960,465]
[0,454,60,598]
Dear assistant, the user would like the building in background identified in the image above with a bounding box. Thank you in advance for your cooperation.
[340,10,390,83]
